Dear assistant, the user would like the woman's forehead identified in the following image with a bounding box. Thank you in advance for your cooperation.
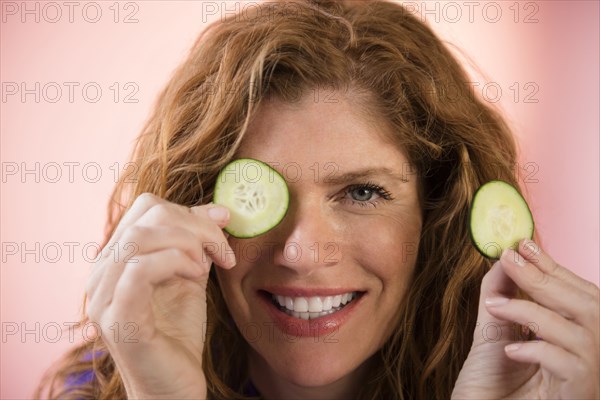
[237,94,411,173]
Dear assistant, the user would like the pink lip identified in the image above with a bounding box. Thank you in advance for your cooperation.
[258,290,366,338]
[261,286,365,297]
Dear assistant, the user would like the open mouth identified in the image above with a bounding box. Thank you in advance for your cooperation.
[265,291,363,320]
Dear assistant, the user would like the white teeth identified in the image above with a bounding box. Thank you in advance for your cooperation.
[332,295,342,307]
[347,293,355,304]
[308,297,323,312]
[272,292,359,319]
[293,297,309,312]
[285,297,294,311]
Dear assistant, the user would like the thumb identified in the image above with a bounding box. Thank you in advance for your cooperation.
[206,205,231,230]
[190,203,231,230]
[473,259,520,346]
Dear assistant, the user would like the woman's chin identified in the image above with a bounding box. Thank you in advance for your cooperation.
[262,349,360,387]
[287,368,343,387]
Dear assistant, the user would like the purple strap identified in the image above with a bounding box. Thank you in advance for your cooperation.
[64,351,260,397]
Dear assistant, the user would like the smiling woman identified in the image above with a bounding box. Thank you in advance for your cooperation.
[219,94,424,397]
[34,0,599,399]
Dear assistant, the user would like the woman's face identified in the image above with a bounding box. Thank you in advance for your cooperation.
[215,92,423,391]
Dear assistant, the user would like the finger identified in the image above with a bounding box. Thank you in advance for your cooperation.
[105,249,207,339]
[86,203,235,301]
[119,225,233,268]
[485,297,590,357]
[191,203,231,230]
[87,225,218,302]
[86,248,127,304]
[86,257,125,310]
[503,340,583,383]
[87,193,167,294]
[134,217,236,269]
[473,259,521,345]
[500,248,599,328]
[104,193,166,257]
[518,239,600,297]
[136,203,231,244]
[122,201,235,269]
[188,205,236,268]
[86,261,125,323]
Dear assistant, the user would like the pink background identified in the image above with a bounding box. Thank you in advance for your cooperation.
[1,1,598,398]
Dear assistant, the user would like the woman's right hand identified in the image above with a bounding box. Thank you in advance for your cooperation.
[85,193,236,399]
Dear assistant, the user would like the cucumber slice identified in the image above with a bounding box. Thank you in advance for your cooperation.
[213,158,289,238]
[469,180,534,259]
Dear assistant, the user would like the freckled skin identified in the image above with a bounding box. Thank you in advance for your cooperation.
[215,93,423,398]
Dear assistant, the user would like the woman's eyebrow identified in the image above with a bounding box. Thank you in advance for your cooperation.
[322,166,410,185]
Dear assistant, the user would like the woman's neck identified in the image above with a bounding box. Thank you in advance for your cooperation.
[248,349,375,400]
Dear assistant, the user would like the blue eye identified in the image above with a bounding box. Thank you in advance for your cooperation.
[350,186,376,201]
[344,182,394,207]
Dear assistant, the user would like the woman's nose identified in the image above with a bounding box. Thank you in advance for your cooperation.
[271,198,341,275]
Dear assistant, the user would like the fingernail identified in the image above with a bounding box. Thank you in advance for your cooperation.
[485,296,510,306]
[522,239,540,256]
[226,248,237,268]
[505,343,522,352]
[222,241,237,268]
[228,257,237,268]
[502,248,525,267]
[207,206,229,221]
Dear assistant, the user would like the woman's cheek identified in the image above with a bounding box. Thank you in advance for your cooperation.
[214,258,251,315]
[346,211,419,265]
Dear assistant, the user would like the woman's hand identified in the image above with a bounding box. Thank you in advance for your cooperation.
[85,193,235,399]
[452,239,599,399]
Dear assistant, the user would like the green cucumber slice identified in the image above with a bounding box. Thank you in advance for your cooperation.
[469,180,534,259]
[213,158,289,238]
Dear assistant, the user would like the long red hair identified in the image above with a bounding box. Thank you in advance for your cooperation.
[35,1,535,398]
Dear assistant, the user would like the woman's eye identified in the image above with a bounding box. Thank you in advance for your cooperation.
[342,183,394,207]
[350,187,377,202]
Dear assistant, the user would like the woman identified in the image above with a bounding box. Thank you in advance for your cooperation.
[36,0,599,399]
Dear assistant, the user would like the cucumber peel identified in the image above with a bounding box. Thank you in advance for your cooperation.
[213,158,289,238]
[469,180,534,259]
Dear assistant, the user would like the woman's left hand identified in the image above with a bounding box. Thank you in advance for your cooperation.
[452,239,599,399]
